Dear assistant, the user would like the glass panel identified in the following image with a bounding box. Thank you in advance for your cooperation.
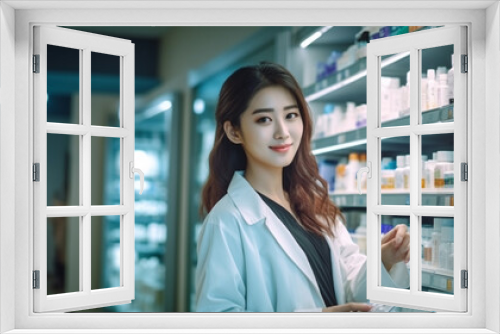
[47,134,79,206]
[380,215,410,290]
[380,52,410,127]
[47,217,80,295]
[421,216,454,295]
[47,44,80,124]
[421,134,454,206]
[91,137,120,206]
[91,216,121,290]
[420,45,454,125]
[91,52,121,127]
[381,136,410,205]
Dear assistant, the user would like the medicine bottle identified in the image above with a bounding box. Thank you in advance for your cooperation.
[394,155,405,189]
[434,151,454,188]
[403,155,411,189]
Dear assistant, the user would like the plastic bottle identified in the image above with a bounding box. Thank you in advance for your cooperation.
[434,151,454,188]
[438,73,449,107]
[402,155,411,189]
[344,102,357,132]
[421,155,428,189]
[394,155,405,189]
[427,69,437,110]
[431,220,442,268]
[354,213,367,255]
[439,219,454,270]
[345,152,360,192]
[448,55,454,104]
[444,170,454,188]
[381,169,395,190]
[421,75,428,111]
[422,227,433,266]
[355,104,367,128]
[424,158,437,189]
[335,159,347,192]
[359,152,367,190]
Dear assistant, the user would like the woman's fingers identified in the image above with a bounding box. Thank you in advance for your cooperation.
[323,303,372,312]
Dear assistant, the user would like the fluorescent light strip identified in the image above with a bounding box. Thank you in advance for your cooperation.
[300,26,333,49]
[311,138,367,155]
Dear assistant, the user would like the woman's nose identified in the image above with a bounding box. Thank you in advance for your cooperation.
[274,119,290,139]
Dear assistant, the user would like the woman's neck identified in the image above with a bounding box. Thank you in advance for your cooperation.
[244,165,287,204]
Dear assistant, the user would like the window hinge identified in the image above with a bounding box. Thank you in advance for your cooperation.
[33,270,40,289]
[461,54,468,73]
[461,270,468,289]
[33,54,40,73]
[461,162,468,181]
[33,163,40,182]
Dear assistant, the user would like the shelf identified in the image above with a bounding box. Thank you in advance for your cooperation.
[304,52,409,103]
[312,104,454,156]
[421,265,454,294]
[330,190,454,207]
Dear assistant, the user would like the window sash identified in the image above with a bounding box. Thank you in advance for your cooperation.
[366,26,468,312]
[32,25,136,313]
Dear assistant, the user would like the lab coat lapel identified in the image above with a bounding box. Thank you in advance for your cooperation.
[326,235,346,305]
[263,212,322,299]
[227,171,322,300]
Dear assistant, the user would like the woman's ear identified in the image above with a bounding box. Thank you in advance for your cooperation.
[223,121,242,144]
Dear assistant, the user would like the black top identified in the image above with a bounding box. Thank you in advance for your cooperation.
[258,193,338,307]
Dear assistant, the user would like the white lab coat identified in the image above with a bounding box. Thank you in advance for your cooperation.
[195,171,409,312]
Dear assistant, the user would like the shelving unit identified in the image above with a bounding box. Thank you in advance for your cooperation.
[299,26,456,297]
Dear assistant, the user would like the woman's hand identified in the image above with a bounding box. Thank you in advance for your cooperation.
[381,224,410,272]
[322,303,372,312]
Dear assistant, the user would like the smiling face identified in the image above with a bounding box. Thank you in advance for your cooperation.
[224,85,304,173]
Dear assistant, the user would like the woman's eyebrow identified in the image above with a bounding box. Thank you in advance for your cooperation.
[252,105,298,114]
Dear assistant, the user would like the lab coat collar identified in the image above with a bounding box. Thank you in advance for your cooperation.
[227,171,323,302]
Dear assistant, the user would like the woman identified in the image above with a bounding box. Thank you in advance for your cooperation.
[195,62,410,312]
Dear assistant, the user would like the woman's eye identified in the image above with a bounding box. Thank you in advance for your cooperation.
[286,112,300,119]
[256,117,272,123]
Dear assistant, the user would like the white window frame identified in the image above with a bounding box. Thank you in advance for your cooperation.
[1,1,498,333]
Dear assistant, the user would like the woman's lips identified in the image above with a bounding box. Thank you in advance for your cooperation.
[269,144,292,152]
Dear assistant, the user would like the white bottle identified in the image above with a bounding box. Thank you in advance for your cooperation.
[438,73,449,107]
[427,69,437,110]
[344,102,357,132]
[394,155,406,189]
[425,157,437,189]
[431,219,442,268]
[354,213,367,255]
[448,55,454,104]
[421,77,428,111]
[421,155,428,189]
[403,155,411,189]
[345,153,360,192]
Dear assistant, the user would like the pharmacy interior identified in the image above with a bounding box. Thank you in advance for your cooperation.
[45,25,460,312]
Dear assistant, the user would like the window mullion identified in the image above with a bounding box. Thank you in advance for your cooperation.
[82,47,92,295]
[409,47,420,296]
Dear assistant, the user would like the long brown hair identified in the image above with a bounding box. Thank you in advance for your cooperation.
[200,62,343,237]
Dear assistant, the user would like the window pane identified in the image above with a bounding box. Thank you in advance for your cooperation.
[47,217,80,295]
[420,45,454,125]
[91,137,121,206]
[421,134,454,206]
[91,216,121,290]
[421,216,454,295]
[91,52,121,127]
[380,52,410,127]
[47,44,80,124]
[381,136,410,205]
[379,215,410,290]
[47,134,79,206]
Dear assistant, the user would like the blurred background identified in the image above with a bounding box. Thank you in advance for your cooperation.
[45,26,456,312]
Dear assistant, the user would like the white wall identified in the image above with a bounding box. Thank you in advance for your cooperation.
[0,2,16,333]
[485,2,500,333]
